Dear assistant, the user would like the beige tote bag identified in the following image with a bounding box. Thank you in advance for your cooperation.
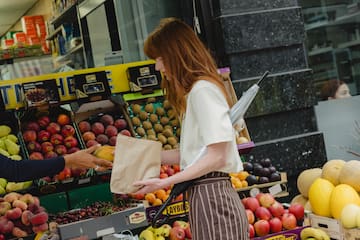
[110,134,162,194]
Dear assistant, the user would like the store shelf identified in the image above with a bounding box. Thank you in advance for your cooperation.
[50,3,77,26]
[46,25,65,40]
[338,39,360,48]
[55,43,83,63]
[308,46,334,56]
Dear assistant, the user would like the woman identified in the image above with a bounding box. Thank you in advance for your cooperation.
[320,79,351,100]
[0,145,112,182]
[133,18,249,239]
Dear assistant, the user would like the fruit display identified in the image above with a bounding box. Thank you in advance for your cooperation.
[230,158,283,191]
[77,111,132,148]
[139,220,192,240]
[128,97,180,150]
[0,192,50,239]
[19,109,85,183]
[242,193,305,238]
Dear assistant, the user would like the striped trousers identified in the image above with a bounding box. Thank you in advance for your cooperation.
[188,172,249,240]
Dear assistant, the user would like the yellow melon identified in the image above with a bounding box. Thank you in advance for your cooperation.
[339,160,360,192]
[321,159,345,186]
[297,168,322,198]
[308,178,334,217]
[330,184,360,219]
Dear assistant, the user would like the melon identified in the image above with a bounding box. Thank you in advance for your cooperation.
[308,178,334,217]
[321,159,345,186]
[304,200,312,212]
[291,194,308,207]
[340,204,360,229]
[339,160,360,191]
[330,184,360,219]
[297,168,322,198]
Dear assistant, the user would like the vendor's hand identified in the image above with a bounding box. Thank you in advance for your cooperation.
[133,178,165,195]
[64,145,113,171]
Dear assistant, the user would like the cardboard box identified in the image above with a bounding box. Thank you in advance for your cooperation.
[57,204,148,239]
[237,172,288,199]
[309,213,360,240]
[252,226,308,240]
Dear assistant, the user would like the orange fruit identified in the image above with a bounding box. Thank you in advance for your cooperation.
[145,193,156,204]
[153,198,163,206]
[241,180,248,188]
[237,171,250,181]
[155,189,167,200]
[57,114,70,126]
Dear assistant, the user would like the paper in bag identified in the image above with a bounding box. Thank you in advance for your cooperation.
[110,134,162,194]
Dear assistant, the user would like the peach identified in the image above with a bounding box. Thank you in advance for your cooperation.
[28,203,40,214]
[37,116,50,128]
[21,210,33,226]
[100,114,114,126]
[22,130,37,142]
[41,141,54,153]
[86,139,99,148]
[19,193,35,204]
[78,121,91,133]
[4,192,21,203]
[46,122,61,135]
[105,125,118,137]
[55,144,67,155]
[119,129,131,137]
[44,151,58,159]
[82,131,96,142]
[12,226,28,238]
[0,216,14,234]
[37,130,51,142]
[114,118,127,130]
[91,122,105,135]
[25,121,40,131]
[12,200,27,211]
[27,141,41,153]
[29,152,44,160]
[109,136,117,146]
[30,211,48,225]
[50,133,64,145]
[6,207,22,220]
[57,114,70,126]
[96,134,109,145]
[0,201,11,215]
[64,136,78,148]
[61,124,75,137]
[67,147,80,154]
[32,222,48,233]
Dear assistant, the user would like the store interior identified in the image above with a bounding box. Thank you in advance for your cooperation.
[0,0,359,239]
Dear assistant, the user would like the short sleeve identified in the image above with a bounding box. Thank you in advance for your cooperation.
[190,85,233,146]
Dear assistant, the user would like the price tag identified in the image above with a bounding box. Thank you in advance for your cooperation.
[78,177,91,185]
[269,183,282,196]
[249,187,260,197]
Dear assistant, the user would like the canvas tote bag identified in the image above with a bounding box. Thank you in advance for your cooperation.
[110,134,162,194]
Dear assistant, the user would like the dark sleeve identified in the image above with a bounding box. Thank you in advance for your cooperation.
[0,154,65,182]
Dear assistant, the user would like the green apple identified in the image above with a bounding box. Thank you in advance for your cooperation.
[0,178,7,188]
[0,185,5,195]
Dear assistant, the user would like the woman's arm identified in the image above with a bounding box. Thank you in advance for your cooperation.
[161,149,180,165]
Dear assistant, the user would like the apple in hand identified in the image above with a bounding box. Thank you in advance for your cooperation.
[281,212,297,230]
[269,217,283,233]
[288,203,305,221]
[254,219,270,237]
[169,226,186,240]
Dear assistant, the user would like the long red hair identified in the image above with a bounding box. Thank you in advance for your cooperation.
[144,17,232,117]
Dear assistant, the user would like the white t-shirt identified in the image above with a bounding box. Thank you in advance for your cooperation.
[179,80,243,173]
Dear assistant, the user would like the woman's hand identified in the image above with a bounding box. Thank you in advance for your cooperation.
[64,145,113,171]
[133,178,167,195]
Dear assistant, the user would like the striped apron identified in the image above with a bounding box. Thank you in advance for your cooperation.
[188,172,249,240]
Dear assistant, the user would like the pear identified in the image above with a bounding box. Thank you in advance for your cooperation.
[6,182,25,192]
[0,148,10,157]
[9,155,22,161]
[0,178,7,188]
[0,140,5,150]
[139,229,155,240]
[0,185,5,195]
[6,134,18,143]
[5,139,20,155]
[0,125,11,137]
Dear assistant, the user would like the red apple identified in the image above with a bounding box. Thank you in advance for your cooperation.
[25,121,40,131]
[61,125,75,137]
[281,212,297,230]
[254,219,270,237]
[249,224,255,238]
[269,217,283,233]
[259,193,275,208]
[288,203,305,221]
[67,147,80,154]
[37,116,50,128]
[114,118,127,130]
[50,133,64,145]
[37,130,51,142]
[27,141,41,153]
[119,129,131,137]
[29,152,44,160]
[91,122,105,135]
[255,206,272,221]
[169,226,186,240]
[64,136,78,148]
[78,121,91,133]
[46,122,61,135]
[41,141,54,153]
[54,145,67,155]
[256,193,265,202]
[244,197,260,212]
[22,130,37,142]
[268,201,285,218]
[166,167,175,176]
[245,209,255,224]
